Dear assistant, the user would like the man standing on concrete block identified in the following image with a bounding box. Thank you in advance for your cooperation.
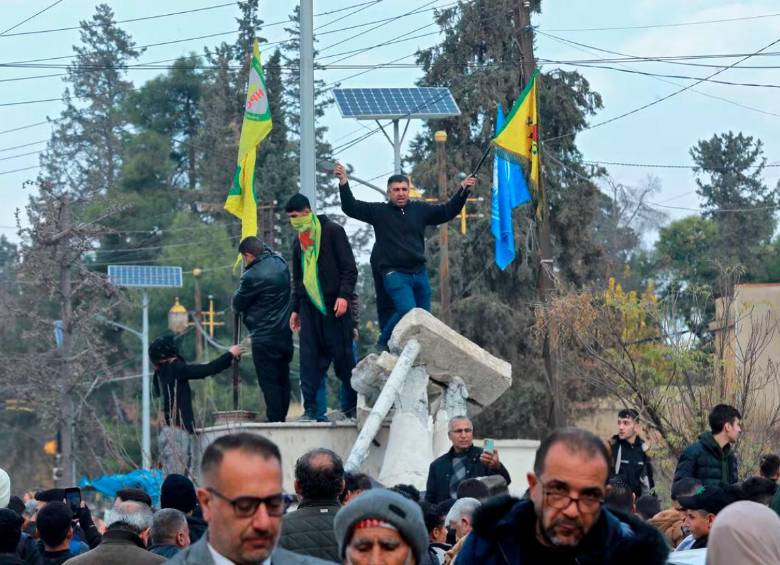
[425,416,511,504]
[285,193,358,421]
[336,162,476,348]
[233,236,294,422]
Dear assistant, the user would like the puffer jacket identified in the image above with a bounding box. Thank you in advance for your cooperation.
[672,432,738,488]
[277,499,341,562]
[232,248,293,352]
[457,496,669,565]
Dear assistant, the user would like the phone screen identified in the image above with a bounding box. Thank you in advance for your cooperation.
[484,439,495,454]
[64,488,81,514]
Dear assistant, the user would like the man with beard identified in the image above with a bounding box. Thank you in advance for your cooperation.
[456,428,669,565]
[167,433,330,565]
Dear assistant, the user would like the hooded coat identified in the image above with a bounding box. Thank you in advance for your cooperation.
[456,496,669,565]
[673,432,738,488]
[706,501,780,565]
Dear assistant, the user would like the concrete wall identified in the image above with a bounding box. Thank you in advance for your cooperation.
[197,422,539,497]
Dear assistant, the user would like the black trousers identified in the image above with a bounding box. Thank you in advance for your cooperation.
[299,298,357,416]
[252,343,292,422]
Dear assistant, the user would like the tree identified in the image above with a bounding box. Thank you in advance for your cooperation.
[691,131,779,276]
[40,4,140,199]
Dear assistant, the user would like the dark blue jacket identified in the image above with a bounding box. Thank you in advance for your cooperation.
[673,432,738,488]
[457,497,668,565]
[424,446,511,504]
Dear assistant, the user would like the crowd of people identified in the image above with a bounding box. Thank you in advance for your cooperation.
[3,404,780,564]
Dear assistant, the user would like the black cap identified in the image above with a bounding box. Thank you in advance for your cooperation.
[677,486,740,515]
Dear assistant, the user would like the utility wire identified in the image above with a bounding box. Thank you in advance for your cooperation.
[541,11,780,32]
[1,0,65,36]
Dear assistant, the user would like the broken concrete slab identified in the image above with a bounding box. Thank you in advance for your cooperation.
[388,308,512,411]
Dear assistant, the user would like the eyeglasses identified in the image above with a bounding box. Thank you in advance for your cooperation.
[207,488,285,518]
[543,484,603,514]
[450,428,473,434]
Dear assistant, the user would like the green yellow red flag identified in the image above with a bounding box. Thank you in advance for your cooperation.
[492,69,540,210]
[224,39,273,245]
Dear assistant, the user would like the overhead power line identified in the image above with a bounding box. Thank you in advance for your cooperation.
[541,11,780,32]
[1,0,65,36]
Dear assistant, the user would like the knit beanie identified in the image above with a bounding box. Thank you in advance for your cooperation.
[334,488,428,564]
[160,474,197,514]
[0,469,10,508]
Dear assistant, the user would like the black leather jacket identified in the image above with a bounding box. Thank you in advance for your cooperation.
[232,249,293,352]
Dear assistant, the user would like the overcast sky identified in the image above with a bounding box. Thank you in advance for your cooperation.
[2,0,779,244]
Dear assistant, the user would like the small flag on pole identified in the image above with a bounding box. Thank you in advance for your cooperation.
[225,39,273,246]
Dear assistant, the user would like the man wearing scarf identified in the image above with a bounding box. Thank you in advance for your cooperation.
[286,193,358,421]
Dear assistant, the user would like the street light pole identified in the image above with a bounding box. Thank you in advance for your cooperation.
[141,291,150,469]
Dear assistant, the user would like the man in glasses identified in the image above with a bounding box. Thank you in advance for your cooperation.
[167,433,330,565]
[424,416,511,504]
[457,427,669,565]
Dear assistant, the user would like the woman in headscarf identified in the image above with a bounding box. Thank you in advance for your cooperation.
[706,500,780,564]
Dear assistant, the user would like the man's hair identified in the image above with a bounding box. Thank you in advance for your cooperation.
[105,500,154,535]
[386,174,410,187]
[344,472,372,493]
[741,477,777,506]
[418,501,444,535]
[456,478,489,501]
[237,236,265,256]
[0,508,22,553]
[604,477,634,515]
[533,427,610,476]
[116,487,152,507]
[671,478,703,501]
[445,497,481,523]
[618,408,639,421]
[201,432,282,481]
[285,193,311,213]
[760,454,780,479]
[36,502,72,548]
[294,448,344,501]
[447,416,471,433]
[390,484,421,502]
[151,508,188,546]
[635,495,661,520]
[709,404,741,434]
[7,495,25,517]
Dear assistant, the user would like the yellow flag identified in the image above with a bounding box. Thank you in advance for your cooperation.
[224,39,273,244]
[493,69,540,190]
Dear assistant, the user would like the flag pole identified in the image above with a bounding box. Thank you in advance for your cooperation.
[232,311,241,410]
[468,143,494,179]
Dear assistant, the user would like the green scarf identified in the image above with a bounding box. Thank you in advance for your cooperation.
[290,213,326,314]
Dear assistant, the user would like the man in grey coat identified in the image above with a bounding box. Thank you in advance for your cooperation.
[165,433,333,565]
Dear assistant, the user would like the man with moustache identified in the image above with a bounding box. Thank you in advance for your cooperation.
[166,433,330,565]
[456,428,669,565]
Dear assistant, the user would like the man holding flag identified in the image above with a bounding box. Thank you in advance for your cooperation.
[285,193,358,421]
[226,40,293,422]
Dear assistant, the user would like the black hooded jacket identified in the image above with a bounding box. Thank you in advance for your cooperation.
[457,496,669,565]
[673,432,739,488]
[609,434,655,498]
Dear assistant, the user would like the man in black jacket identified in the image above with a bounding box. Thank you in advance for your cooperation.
[457,427,669,565]
[285,194,358,420]
[233,236,294,422]
[149,336,241,474]
[337,163,476,347]
[278,448,344,561]
[425,416,511,504]
[0,508,25,565]
[609,408,655,499]
[673,404,741,489]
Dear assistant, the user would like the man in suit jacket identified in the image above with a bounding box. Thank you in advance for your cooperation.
[166,433,333,565]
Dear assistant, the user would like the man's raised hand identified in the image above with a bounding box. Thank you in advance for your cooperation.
[461,175,477,191]
[334,162,348,186]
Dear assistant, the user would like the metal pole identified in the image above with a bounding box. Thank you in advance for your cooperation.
[435,131,450,324]
[393,119,401,174]
[299,0,317,210]
[141,290,151,469]
[232,313,241,410]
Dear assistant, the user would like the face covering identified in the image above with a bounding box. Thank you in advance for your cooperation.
[290,213,326,314]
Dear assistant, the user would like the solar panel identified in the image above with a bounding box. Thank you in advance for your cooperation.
[333,88,460,120]
[108,265,183,288]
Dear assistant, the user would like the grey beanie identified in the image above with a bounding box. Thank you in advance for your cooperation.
[334,488,428,563]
